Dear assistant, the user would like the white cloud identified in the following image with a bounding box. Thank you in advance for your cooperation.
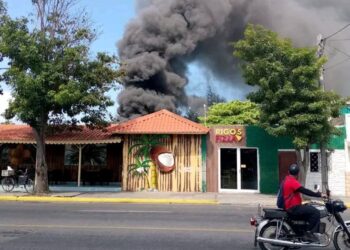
[0,91,11,123]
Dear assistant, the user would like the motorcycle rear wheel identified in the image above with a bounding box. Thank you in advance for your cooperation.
[333,222,350,250]
[259,221,290,250]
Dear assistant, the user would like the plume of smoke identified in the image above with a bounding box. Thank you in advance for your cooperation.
[117,0,350,119]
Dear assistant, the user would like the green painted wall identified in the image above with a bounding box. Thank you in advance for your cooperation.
[246,126,294,194]
[328,126,346,150]
[340,106,350,115]
[246,125,346,194]
[309,126,346,150]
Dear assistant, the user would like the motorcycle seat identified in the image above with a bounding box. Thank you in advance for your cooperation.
[263,208,288,219]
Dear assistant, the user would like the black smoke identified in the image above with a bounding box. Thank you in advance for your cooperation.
[117,0,350,119]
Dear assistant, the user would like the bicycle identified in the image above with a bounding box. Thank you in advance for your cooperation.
[1,166,34,193]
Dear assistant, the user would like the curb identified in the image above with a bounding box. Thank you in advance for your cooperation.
[0,196,218,205]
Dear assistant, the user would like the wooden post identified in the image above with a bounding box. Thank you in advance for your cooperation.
[77,145,86,187]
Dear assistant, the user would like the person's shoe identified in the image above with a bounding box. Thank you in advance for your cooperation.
[302,231,320,243]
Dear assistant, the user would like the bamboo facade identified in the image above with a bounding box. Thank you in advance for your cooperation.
[122,135,203,192]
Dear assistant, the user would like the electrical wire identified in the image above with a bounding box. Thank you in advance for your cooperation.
[325,58,350,70]
[329,38,350,42]
[324,23,350,40]
[323,45,350,70]
[327,45,350,58]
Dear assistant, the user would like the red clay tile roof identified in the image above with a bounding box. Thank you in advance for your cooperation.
[0,110,208,143]
[0,125,121,144]
[112,109,209,134]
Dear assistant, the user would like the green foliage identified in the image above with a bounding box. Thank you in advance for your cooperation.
[184,108,199,122]
[128,134,168,187]
[234,24,345,148]
[0,4,120,129]
[128,156,153,189]
[198,100,260,126]
[0,0,122,193]
[128,134,168,159]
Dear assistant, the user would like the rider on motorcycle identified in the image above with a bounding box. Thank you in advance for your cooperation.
[283,163,325,242]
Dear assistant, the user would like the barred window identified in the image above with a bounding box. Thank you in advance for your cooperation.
[310,152,320,172]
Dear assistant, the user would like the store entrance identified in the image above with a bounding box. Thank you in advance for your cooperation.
[220,148,258,191]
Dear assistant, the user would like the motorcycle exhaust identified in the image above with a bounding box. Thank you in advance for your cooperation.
[256,236,329,248]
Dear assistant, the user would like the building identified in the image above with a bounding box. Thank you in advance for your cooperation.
[0,125,123,187]
[0,109,348,195]
[206,125,346,195]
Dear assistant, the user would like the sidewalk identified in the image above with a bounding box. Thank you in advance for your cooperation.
[0,189,349,206]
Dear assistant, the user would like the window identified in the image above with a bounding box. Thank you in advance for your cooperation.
[0,144,35,169]
[64,144,107,166]
[310,152,320,172]
[64,145,78,166]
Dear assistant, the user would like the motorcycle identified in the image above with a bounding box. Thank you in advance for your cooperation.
[250,190,350,249]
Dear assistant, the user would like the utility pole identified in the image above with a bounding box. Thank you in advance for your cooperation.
[316,34,329,193]
[203,104,207,127]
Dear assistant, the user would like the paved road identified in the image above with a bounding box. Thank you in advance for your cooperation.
[0,202,348,250]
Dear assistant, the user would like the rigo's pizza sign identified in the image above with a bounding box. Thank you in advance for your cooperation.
[214,127,244,143]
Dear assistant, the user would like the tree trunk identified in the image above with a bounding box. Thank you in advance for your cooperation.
[32,126,49,194]
[296,146,310,187]
[320,144,328,193]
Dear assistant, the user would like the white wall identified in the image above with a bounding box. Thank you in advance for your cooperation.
[328,150,346,196]
[305,172,321,191]
[304,150,346,196]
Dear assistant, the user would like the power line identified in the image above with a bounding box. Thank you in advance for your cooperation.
[325,58,350,70]
[327,45,350,59]
[324,23,350,40]
[329,38,350,41]
[323,46,350,70]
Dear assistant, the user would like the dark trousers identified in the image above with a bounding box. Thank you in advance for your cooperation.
[288,204,321,232]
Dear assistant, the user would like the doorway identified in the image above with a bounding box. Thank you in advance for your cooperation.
[220,148,258,191]
[278,151,297,183]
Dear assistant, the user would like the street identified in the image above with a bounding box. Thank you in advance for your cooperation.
[0,202,348,250]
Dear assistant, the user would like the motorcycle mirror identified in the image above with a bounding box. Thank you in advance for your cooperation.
[314,184,320,192]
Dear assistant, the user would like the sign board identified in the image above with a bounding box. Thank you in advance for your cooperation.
[214,128,244,143]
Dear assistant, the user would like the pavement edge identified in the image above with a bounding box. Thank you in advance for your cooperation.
[0,196,218,205]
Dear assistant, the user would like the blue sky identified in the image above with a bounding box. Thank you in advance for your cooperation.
[5,0,136,56]
[0,0,137,122]
[0,0,238,122]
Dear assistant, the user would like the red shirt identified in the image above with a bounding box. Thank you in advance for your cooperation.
[283,175,302,210]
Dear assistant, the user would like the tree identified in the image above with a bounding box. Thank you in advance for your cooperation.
[184,107,199,122]
[0,0,120,193]
[198,100,260,126]
[206,86,225,107]
[0,0,6,96]
[234,24,344,185]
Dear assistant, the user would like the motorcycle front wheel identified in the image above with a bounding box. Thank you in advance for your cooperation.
[333,222,350,250]
[258,221,290,250]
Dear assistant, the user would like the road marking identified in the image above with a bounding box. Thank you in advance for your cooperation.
[0,224,253,233]
[78,210,172,213]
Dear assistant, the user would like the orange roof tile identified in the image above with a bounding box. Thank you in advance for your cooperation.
[112,109,209,134]
[0,125,121,144]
